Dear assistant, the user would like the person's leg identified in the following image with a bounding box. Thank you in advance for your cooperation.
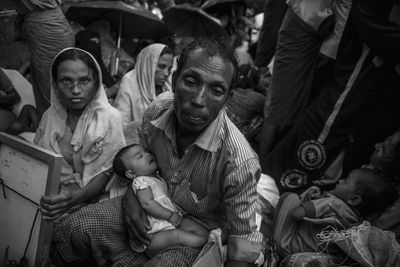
[0,108,19,132]
[52,197,148,266]
[17,104,39,131]
[22,7,74,117]
[146,229,208,257]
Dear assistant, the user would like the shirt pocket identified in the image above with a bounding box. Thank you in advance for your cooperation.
[172,179,209,218]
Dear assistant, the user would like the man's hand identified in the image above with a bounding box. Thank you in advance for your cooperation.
[122,187,151,248]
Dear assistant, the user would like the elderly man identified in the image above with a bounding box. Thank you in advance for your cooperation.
[51,38,263,267]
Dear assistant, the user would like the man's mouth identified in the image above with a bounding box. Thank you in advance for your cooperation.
[183,112,206,124]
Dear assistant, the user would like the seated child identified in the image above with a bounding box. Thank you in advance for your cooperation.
[113,144,209,257]
[0,68,38,134]
[273,168,398,258]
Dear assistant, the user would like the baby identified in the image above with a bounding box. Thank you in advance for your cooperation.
[273,168,398,257]
[113,144,209,257]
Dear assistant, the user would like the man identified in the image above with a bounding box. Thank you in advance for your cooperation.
[52,38,263,267]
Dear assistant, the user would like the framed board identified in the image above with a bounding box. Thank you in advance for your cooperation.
[0,132,63,267]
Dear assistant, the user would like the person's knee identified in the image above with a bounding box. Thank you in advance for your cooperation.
[7,121,25,134]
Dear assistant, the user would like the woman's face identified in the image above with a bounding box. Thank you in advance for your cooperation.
[154,53,174,87]
[54,59,97,113]
[370,131,400,171]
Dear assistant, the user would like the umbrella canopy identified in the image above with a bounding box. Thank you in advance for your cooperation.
[65,1,172,41]
[201,0,245,16]
[162,4,228,38]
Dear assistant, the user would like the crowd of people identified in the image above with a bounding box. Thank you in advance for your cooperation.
[1,0,400,266]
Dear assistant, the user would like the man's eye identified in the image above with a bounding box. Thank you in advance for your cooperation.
[211,86,225,96]
[184,77,196,86]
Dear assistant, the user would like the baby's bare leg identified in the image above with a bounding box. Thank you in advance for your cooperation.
[179,217,209,236]
[146,229,208,258]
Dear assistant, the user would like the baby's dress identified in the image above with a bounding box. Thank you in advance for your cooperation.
[132,175,178,234]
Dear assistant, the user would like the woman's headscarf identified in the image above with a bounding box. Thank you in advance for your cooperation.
[113,43,173,126]
[34,47,126,187]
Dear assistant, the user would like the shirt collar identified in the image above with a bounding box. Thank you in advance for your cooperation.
[151,105,225,153]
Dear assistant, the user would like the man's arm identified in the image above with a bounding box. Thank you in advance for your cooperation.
[223,159,263,265]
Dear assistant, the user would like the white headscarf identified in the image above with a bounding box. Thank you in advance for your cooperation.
[34,47,126,187]
[113,43,173,126]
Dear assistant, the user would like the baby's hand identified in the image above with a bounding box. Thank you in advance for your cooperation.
[301,186,321,201]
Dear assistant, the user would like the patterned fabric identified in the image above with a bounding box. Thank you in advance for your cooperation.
[52,197,201,267]
[141,98,263,262]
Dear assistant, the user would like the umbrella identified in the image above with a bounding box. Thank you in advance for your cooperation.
[201,0,245,16]
[66,1,172,73]
[162,4,228,38]
[201,0,265,15]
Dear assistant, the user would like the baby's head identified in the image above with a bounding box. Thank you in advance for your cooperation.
[329,168,397,217]
[113,144,158,179]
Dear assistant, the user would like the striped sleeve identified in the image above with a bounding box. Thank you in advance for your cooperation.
[224,158,264,262]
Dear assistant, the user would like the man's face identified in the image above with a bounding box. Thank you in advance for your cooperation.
[173,48,234,134]
[370,131,400,171]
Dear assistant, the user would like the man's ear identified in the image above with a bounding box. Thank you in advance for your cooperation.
[125,170,136,179]
[347,194,362,207]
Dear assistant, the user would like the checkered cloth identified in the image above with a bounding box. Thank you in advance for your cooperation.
[52,197,201,266]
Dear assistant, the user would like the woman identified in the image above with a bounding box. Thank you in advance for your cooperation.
[34,48,126,220]
[113,43,174,126]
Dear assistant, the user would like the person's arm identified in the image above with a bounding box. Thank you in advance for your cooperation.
[136,187,182,225]
[223,160,263,265]
[122,187,151,247]
[0,69,20,105]
[40,171,110,220]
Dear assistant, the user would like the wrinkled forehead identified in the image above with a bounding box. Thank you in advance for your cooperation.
[185,48,234,79]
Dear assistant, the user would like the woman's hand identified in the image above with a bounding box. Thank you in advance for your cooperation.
[40,186,78,220]
[122,187,151,248]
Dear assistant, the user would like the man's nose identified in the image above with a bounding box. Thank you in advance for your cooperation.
[192,86,206,106]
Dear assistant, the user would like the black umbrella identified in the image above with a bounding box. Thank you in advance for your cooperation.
[66,1,172,72]
[162,4,228,38]
[201,0,245,16]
